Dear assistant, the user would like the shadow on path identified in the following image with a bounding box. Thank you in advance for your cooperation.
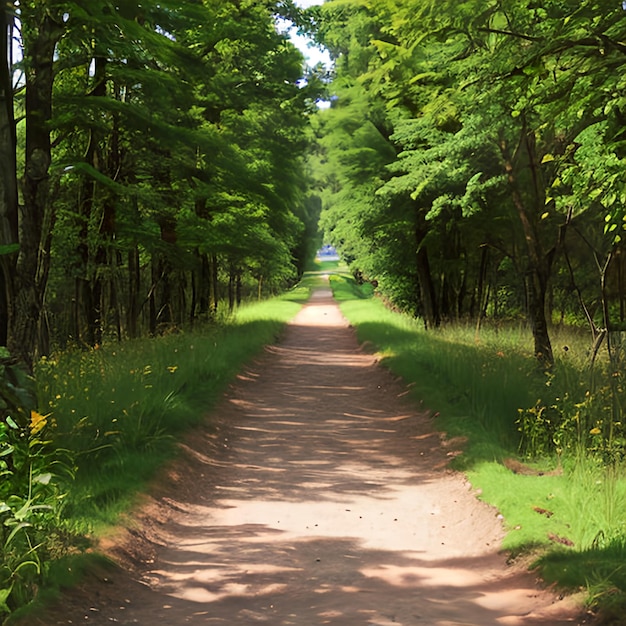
[30,287,583,625]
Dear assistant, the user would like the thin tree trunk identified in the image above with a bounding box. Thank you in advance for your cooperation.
[473,246,488,320]
[190,267,197,326]
[149,255,158,336]
[228,265,235,312]
[156,216,176,330]
[500,134,554,367]
[415,217,439,329]
[198,253,210,315]
[0,6,18,347]
[127,245,140,338]
[211,253,219,312]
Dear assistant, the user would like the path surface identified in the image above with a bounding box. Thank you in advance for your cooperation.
[31,287,584,625]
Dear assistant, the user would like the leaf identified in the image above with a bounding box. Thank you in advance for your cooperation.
[4,522,31,548]
[603,192,616,207]
[0,445,14,458]
[0,585,12,615]
[409,71,437,85]
[32,473,52,486]
[541,154,555,163]
[0,244,19,256]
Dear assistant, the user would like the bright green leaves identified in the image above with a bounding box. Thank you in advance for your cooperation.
[312,0,626,360]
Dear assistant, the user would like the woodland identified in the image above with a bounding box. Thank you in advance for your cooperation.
[311,0,626,371]
[2,0,626,620]
[3,0,626,371]
[0,0,324,370]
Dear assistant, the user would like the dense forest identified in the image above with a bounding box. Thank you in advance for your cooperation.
[309,0,626,371]
[1,0,325,370]
[5,0,625,371]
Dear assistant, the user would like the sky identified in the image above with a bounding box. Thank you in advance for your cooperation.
[289,0,332,68]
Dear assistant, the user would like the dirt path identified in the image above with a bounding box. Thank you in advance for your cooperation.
[29,286,584,625]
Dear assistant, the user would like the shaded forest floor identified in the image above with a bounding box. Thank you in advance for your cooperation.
[20,286,585,625]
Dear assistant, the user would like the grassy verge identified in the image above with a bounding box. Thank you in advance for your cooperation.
[40,284,313,528]
[5,281,315,622]
[327,265,626,624]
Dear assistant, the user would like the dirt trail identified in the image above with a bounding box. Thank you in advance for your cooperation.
[29,286,584,625]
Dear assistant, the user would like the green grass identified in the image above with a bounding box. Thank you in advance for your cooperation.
[35,288,308,530]
[325,265,626,622]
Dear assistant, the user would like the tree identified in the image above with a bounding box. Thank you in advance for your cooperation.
[312,0,626,366]
[0,4,18,346]
[2,0,321,363]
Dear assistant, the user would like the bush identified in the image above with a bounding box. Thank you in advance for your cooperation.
[0,349,75,618]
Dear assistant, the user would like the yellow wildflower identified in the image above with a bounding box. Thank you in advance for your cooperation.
[30,410,49,436]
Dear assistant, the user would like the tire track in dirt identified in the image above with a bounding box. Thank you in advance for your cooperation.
[28,286,584,625]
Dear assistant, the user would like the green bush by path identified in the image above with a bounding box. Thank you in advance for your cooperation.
[0,352,76,621]
[327,268,626,623]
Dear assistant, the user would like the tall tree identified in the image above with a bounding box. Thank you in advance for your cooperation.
[0,4,18,346]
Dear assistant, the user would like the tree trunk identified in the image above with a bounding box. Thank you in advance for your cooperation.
[127,245,140,338]
[156,215,177,330]
[76,53,108,347]
[228,265,235,312]
[500,133,554,367]
[415,221,439,329]
[0,6,18,346]
[472,246,488,320]
[11,7,63,368]
[149,255,158,336]
[211,253,219,312]
[198,253,211,315]
[236,271,242,307]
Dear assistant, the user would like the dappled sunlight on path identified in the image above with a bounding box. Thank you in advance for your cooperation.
[31,284,583,625]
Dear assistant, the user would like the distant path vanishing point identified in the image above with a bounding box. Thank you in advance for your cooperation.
[29,285,583,625]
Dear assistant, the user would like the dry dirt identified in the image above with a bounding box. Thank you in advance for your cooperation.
[24,286,587,625]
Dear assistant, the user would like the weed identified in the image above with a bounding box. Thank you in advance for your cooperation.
[0,350,75,620]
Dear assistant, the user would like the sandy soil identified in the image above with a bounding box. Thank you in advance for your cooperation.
[24,286,587,625]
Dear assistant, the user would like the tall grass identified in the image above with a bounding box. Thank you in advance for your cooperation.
[35,286,309,529]
[327,267,626,621]
[329,272,537,461]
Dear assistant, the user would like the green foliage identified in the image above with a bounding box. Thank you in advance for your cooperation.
[0,351,75,619]
[515,338,626,464]
[5,0,323,361]
[312,0,626,367]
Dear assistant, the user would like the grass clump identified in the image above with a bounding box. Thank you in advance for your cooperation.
[326,264,626,623]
